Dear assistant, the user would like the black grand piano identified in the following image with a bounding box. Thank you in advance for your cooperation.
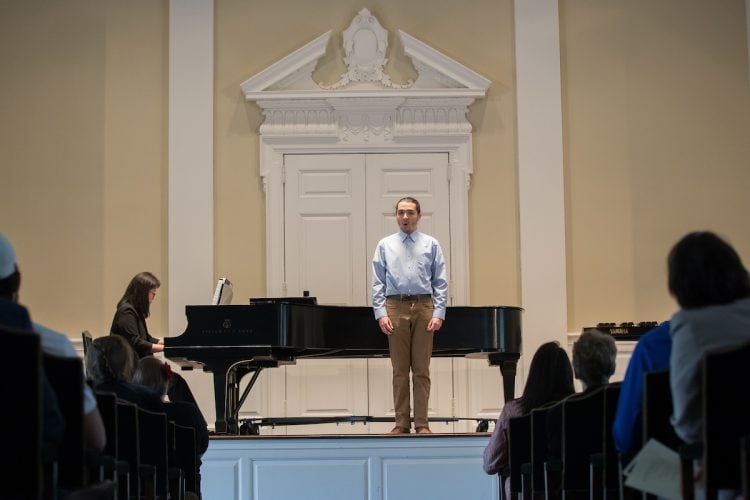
[165,299,522,434]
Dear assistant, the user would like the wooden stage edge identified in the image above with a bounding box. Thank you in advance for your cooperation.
[202,432,498,499]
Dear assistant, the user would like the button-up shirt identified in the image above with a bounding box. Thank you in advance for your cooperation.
[371,230,448,320]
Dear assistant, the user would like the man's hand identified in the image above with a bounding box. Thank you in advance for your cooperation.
[378,317,394,335]
[427,318,443,332]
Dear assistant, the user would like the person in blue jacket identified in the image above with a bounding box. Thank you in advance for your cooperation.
[612,321,672,455]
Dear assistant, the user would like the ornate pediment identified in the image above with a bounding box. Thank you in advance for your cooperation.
[240,9,490,143]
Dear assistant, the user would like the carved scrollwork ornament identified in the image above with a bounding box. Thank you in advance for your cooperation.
[319,8,413,90]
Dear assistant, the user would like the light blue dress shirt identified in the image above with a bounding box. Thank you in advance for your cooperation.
[371,230,448,321]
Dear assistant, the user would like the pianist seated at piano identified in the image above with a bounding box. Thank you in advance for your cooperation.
[110,271,198,406]
[86,335,165,413]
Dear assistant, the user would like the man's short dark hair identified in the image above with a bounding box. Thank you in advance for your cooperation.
[668,231,750,309]
[395,197,421,214]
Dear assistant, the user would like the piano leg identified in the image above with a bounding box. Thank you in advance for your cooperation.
[213,362,265,434]
[212,362,233,434]
[499,359,518,402]
[487,353,520,403]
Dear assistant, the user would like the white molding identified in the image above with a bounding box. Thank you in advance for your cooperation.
[168,0,214,336]
[398,30,492,90]
[241,31,331,95]
[514,0,568,373]
[243,10,491,305]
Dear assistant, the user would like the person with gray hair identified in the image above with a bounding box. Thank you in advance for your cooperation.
[572,329,617,390]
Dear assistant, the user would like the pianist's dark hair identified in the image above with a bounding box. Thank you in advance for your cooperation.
[395,197,421,214]
[518,341,574,414]
[85,335,137,385]
[668,231,750,310]
[118,271,161,318]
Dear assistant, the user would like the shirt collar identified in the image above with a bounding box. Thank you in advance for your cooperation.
[399,230,419,243]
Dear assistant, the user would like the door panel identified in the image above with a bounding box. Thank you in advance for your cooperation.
[284,154,368,433]
[284,154,367,303]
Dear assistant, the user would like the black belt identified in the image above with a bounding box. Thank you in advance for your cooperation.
[386,294,432,301]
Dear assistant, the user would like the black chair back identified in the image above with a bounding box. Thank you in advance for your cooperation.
[117,400,144,497]
[702,340,750,492]
[508,413,531,498]
[642,370,680,451]
[138,406,170,498]
[81,330,93,356]
[561,385,607,498]
[173,423,200,495]
[530,400,559,495]
[1,326,43,500]
[601,383,622,498]
[43,354,87,490]
[742,433,750,500]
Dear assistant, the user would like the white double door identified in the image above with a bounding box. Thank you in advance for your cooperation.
[281,152,452,434]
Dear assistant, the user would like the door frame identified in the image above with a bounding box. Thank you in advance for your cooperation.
[260,137,473,305]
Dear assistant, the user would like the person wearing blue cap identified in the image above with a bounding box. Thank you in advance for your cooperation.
[0,231,106,452]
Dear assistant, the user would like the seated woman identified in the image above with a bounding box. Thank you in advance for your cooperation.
[85,335,164,413]
[132,357,209,456]
[483,341,575,489]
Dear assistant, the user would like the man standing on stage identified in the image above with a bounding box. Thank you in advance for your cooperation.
[372,197,448,434]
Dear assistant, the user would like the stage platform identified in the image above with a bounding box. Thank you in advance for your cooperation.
[201,432,499,500]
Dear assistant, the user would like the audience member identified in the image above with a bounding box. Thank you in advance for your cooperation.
[667,231,750,445]
[612,321,672,455]
[483,341,575,497]
[133,356,209,456]
[572,328,617,391]
[110,271,198,405]
[546,329,617,473]
[0,232,104,451]
[86,335,165,413]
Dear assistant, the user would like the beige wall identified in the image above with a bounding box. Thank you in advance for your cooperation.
[561,0,750,330]
[0,0,168,338]
[1,0,749,342]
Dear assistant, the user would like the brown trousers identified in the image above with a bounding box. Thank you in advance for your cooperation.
[386,296,434,429]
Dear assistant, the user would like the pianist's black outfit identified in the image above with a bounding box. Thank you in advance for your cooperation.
[111,301,159,358]
[111,300,198,405]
